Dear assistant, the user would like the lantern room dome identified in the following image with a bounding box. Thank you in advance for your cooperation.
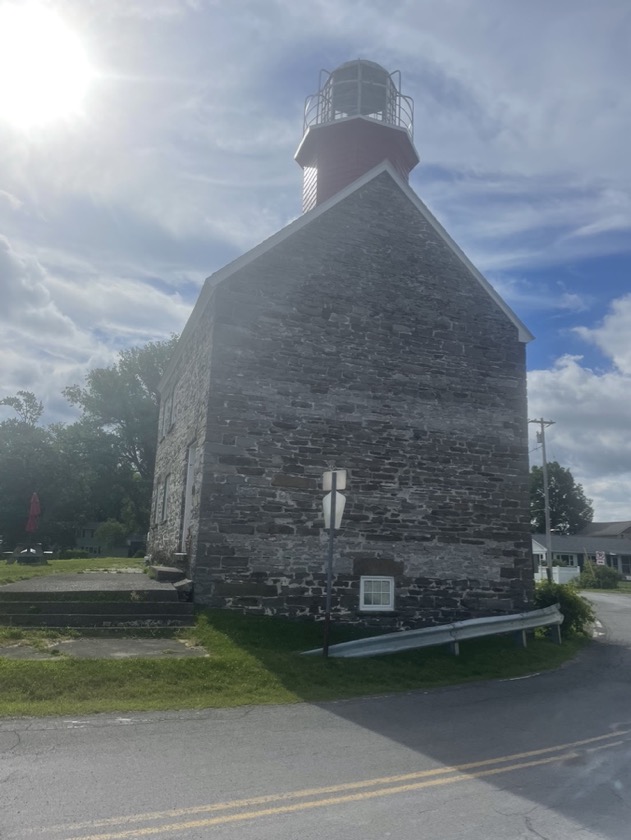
[295,60,419,212]
[303,59,414,137]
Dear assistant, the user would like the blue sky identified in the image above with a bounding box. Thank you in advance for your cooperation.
[0,0,630,518]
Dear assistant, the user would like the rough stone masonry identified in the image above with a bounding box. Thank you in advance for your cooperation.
[149,168,533,629]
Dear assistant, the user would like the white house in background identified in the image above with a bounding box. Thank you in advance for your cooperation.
[532,533,631,578]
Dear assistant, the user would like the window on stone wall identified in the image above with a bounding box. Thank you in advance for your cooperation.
[359,576,395,612]
[153,482,161,524]
[161,394,173,438]
[160,475,171,522]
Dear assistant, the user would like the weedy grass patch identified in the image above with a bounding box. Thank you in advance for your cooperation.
[0,609,587,717]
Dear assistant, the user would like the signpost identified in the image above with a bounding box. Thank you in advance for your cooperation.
[322,469,346,657]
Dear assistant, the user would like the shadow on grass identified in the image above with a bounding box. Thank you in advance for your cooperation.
[190,608,587,704]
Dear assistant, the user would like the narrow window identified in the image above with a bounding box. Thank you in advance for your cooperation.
[154,482,161,523]
[359,576,395,612]
[161,395,173,438]
[160,474,171,522]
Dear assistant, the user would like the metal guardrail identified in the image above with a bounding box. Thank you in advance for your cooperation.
[303,604,564,658]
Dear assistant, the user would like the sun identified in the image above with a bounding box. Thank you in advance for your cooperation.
[0,3,93,129]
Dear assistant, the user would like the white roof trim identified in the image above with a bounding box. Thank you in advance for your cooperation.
[162,161,532,389]
[382,163,533,343]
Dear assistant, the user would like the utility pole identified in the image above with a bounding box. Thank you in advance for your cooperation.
[529,418,556,582]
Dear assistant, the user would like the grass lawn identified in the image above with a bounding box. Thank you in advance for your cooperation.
[0,556,145,586]
[0,609,588,718]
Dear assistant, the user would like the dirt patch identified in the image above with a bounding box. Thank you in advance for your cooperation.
[0,638,208,660]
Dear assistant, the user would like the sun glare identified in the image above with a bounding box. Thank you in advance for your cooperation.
[0,3,93,129]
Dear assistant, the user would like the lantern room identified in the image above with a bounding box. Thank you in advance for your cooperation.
[295,60,420,212]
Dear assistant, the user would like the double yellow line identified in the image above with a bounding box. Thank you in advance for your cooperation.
[45,729,629,840]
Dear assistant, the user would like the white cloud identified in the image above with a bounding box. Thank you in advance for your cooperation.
[2,0,628,269]
[574,295,631,375]
[484,274,591,316]
[0,235,192,424]
[528,338,631,520]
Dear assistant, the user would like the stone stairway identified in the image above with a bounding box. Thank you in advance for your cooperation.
[0,573,195,630]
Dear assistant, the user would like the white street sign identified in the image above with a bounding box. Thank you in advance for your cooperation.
[323,469,347,491]
[322,491,346,529]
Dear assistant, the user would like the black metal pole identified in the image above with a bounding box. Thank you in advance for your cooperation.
[323,470,337,658]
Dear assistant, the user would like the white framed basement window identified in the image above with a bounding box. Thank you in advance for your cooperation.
[359,576,395,612]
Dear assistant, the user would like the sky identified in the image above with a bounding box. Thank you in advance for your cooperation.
[0,0,630,520]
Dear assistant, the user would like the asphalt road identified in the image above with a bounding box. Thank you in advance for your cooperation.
[2,593,631,840]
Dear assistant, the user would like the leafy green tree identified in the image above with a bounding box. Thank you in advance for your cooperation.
[95,519,129,548]
[0,394,57,547]
[0,390,44,425]
[530,461,593,535]
[0,338,177,548]
[63,336,178,529]
[49,419,135,532]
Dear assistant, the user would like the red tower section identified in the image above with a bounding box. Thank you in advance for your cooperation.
[295,60,420,212]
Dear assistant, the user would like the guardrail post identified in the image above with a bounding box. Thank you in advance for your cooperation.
[450,641,460,656]
[551,624,562,645]
[515,629,528,648]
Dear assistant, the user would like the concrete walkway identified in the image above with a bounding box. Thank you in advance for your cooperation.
[0,637,208,660]
[0,572,174,593]
[0,572,202,659]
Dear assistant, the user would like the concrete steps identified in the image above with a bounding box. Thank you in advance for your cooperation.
[0,573,195,630]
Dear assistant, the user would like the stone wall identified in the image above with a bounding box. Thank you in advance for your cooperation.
[179,170,533,627]
[148,292,216,572]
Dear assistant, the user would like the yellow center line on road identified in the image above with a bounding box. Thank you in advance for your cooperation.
[64,744,624,840]
[47,728,631,840]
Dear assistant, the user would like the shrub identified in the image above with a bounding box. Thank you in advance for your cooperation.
[94,519,129,548]
[58,549,91,560]
[576,562,622,590]
[534,581,594,636]
[149,549,170,566]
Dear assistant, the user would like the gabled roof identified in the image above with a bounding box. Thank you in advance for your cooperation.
[161,162,533,390]
[578,521,631,538]
[532,533,631,555]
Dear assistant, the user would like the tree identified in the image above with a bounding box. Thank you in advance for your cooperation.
[0,337,178,548]
[530,461,594,535]
[95,519,129,548]
[63,336,178,529]
[0,390,43,425]
[0,393,86,547]
[0,396,130,548]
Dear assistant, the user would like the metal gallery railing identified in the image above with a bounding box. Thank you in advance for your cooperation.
[303,604,564,658]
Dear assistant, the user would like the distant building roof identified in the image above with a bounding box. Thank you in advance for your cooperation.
[532,533,631,555]
[578,521,631,538]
